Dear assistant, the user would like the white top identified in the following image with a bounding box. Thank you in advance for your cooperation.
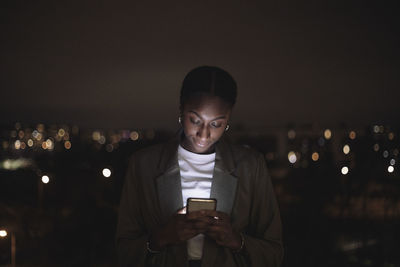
[178,145,216,260]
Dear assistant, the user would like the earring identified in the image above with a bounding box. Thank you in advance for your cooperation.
[178,117,182,124]
[225,125,230,131]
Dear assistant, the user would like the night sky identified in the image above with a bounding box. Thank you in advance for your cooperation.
[1,1,399,130]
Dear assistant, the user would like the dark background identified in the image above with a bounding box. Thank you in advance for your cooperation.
[1,0,399,129]
[1,1,400,266]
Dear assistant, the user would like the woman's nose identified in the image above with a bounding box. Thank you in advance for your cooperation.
[197,125,210,139]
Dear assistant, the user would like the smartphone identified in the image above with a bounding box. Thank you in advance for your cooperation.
[187,198,217,213]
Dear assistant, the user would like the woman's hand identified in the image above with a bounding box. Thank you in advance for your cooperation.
[192,210,242,251]
[149,208,214,251]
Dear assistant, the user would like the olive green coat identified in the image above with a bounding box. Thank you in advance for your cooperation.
[116,137,283,267]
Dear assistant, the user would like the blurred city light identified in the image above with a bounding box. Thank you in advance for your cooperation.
[383,150,389,158]
[14,140,21,149]
[106,144,114,152]
[27,139,34,147]
[0,158,32,170]
[58,128,65,137]
[102,168,111,178]
[287,129,296,140]
[388,166,394,173]
[99,135,106,145]
[92,131,101,141]
[373,125,380,133]
[42,175,50,184]
[390,159,395,166]
[288,151,297,164]
[343,144,350,154]
[0,230,7,237]
[46,139,54,150]
[37,123,45,132]
[349,131,356,140]
[373,143,380,152]
[64,141,72,150]
[130,131,139,141]
[324,129,332,140]
[341,166,349,175]
[311,152,319,161]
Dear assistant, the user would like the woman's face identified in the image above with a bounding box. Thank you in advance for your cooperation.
[180,95,231,154]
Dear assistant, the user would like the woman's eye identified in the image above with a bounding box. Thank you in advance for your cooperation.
[211,122,222,128]
[190,118,200,125]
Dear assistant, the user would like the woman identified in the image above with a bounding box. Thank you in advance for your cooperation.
[116,66,283,267]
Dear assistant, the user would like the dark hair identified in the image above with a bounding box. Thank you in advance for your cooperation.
[179,66,237,111]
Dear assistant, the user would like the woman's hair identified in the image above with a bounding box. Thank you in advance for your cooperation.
[180,66,237,111]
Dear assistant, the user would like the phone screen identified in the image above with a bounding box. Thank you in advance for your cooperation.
[187,198,217,213]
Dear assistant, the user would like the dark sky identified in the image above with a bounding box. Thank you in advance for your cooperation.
[1,1,399,130]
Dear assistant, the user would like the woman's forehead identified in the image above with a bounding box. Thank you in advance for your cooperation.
[184,95,231,112]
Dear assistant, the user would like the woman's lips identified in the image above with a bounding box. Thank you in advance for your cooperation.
[195,141,208,148]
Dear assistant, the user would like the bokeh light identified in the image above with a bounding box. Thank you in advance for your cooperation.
[102,168,111,178]
[46,139,54,150]
[341,166,349,175]
[14,140,21,150]
[373,144,380,152]
[324,129,332,140]
[58,128,66,137]
[106,144,114,152]
[0,230,7,237]
[311,152,319,161]
[42,175,50,184]
[27,139,34,147]
[64,141,72,150]
[349,131,357,140]
[388,166,394,173]
[288,129,296,140]
[129,131,139,141]
[92,131,101,141]
[383,150,389,158]
[288,151,297,164]
[99,136,106,145]
[343,145,350,154]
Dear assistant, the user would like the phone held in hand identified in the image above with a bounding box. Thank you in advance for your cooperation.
[187,198,217,213]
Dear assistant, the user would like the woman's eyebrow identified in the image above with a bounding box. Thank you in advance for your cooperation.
[189,110,226,121]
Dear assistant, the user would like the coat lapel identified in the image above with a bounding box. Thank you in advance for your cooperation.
[210,169,237,213]
[203,137,238,267]
[156,166,183,220]
[154,138,188,266]
[211,137,237,213]
[155,138,184,222]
